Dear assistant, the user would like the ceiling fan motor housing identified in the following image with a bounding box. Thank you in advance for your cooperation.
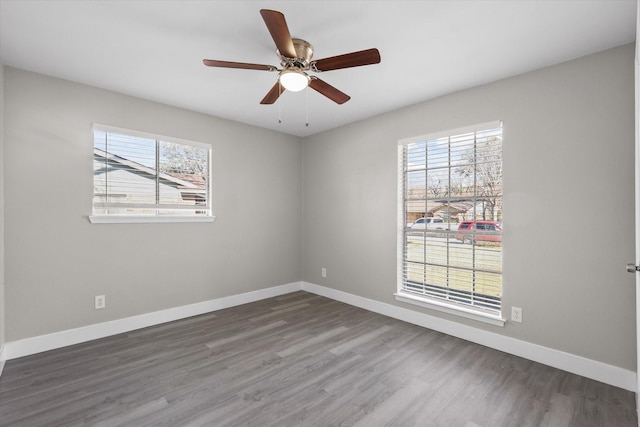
[278,38,314,69]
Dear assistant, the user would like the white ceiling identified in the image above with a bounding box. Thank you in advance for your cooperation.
[0,1,636,137]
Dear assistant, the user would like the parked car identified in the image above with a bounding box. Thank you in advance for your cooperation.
[410,217,446,230]
[455,220,502,244]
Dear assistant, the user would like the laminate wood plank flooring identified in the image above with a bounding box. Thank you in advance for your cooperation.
[0,291,636,426]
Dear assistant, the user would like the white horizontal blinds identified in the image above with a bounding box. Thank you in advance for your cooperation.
[401,122,503,314]
[93,126,211,217]
[93,130,156,209]
[405,140,427,226]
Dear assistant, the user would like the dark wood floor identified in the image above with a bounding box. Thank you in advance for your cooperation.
[0,291,636,426]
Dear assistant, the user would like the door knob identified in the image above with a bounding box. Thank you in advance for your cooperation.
[626,263,639,273]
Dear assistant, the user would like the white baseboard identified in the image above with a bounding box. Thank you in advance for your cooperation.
[4,282,302,360]
[3,280,635,392]
[0,345,6,378]
[301,282,637,392]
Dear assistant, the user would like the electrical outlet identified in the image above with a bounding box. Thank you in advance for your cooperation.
[95,295,106,310]
[511,306,522,323]
[321,267,327,278]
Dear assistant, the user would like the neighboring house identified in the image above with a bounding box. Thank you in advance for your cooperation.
[92,148,207,215]
[406,186,501,224]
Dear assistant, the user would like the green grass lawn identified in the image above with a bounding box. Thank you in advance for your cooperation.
[405,237,502,297]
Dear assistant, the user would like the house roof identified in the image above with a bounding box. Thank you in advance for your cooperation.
[406,185,497,215]
[93,148,206,191]
[168,173,207,190]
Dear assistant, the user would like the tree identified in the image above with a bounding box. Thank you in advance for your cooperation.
[159,142,208,176]
[455,136,502,220]
[427,176,448,199]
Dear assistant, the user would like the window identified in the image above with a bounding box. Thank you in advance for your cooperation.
[397,121,503,324]
[91,124,213,223]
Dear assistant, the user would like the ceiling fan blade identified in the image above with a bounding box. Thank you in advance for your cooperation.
[312,48,381,72]
[260,82,285,104]
[260,9,297,59]
[203,59,276,71]
[309,78,350,104]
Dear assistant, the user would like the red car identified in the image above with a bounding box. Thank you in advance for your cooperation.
[456,220,502,244]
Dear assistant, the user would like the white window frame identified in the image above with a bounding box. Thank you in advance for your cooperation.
[90,124,215,224]
[396,121,504,326]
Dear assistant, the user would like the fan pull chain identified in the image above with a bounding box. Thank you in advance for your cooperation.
[305,86,309,127]
[278,82,282,124]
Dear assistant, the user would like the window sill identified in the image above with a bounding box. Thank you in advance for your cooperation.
[89,215,216,224]
[394,291,505,327]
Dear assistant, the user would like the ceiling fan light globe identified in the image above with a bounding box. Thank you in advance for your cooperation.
[279,69,309,92]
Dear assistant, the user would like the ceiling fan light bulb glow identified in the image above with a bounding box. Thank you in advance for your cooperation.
[279,69,309,92]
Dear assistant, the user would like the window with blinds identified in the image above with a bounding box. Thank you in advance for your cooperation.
[92,125,212,221]
[397,121,503,319]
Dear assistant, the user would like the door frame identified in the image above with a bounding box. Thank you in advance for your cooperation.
[634,0,640,417]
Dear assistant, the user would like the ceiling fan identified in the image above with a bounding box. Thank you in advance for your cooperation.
[203,9,381,105]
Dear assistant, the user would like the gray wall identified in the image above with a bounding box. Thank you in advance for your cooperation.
[3,67,302,341]
[0,60,5,357]
[302,44,637,371]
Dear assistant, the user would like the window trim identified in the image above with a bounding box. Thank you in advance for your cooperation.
[91,124,213,223]
[397,120,504,324]
[394,292,505,327]
[88,215,216,224]
[93,124,212,150]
